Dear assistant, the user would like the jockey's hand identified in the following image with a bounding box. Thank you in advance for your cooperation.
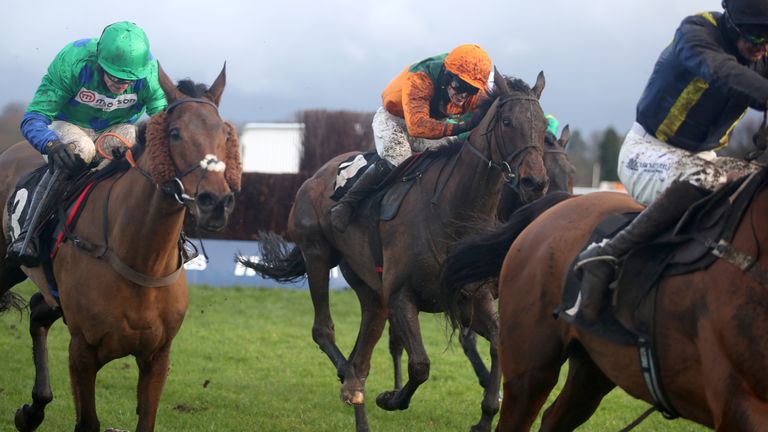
[451,110,484,136]
[111,144,128,159]
[47,140,85,174]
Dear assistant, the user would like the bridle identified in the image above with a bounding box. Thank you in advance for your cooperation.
[159,97,228,206]
[100,97,228,208]
[465,94,544,191]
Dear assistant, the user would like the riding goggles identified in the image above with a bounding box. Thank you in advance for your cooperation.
[726,12,768,45]
[449,77,480,96]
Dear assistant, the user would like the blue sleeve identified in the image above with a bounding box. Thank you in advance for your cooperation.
[20,112,59,154]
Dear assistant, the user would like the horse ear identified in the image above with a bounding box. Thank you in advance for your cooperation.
[207,63,227,106]
[532,71,545,100]
[493,67,509,95]
[558,124,570,148]
[157,62,183,103]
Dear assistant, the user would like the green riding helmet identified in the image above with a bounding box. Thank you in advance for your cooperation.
[97,21,152,80]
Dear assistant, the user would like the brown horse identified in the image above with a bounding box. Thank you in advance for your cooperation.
[443,170,768,431]
[0,65,241,432]
[240,69,550,432]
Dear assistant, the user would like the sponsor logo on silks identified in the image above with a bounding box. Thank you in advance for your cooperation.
[75,88,138,112]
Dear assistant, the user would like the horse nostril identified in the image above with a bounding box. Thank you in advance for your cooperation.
[196,192,216,210]
[520,177,548,192]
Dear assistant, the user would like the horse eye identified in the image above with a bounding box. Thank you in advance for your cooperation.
[169,128,181,141]
[502,118,512,127]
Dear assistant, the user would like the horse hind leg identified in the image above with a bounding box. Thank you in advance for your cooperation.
[14,293,62,432]
[307,246,346,371]
[539,345,615,432]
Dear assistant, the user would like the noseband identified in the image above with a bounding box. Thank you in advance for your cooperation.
[466,94,544,190]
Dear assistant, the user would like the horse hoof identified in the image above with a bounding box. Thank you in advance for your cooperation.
[375,390,398,411]
[15,404,44,432]
[340,388,365,405]
[349,390,364,405]
[470,423,491,432]
[104,428,129,432]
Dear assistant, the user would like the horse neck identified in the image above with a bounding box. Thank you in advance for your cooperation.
[106,164,186,273]
[430,136,504,226]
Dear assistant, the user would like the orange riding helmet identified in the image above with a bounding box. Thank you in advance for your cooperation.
[444,44,492,91]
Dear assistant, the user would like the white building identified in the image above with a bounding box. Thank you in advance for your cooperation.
[239,122,304,173]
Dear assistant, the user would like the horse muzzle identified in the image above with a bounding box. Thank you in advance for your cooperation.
[517,176,549,203]
[193,191,236,231]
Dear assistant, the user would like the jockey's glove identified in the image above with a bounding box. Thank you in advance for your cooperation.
[450,109,485,136]
[47,140,86,174]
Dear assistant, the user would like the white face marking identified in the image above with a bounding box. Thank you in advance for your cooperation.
[200,154,226,172]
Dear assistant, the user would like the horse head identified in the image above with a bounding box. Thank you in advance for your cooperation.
[471,69,549,204]
[144,64,242,231]
[544,124,575,193]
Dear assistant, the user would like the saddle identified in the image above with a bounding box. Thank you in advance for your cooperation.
[5,160,133,301]
[557,169,767,345]
[331,144,463,274]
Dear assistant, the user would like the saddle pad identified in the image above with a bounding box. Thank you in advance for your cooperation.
[330,151,379,202]
[6,166,48,245]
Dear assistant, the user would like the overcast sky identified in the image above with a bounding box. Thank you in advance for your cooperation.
[1,0,726,135]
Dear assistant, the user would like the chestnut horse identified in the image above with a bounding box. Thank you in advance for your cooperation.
[240,70,550,432]
[443,169,768,431]
[0,65,241,432]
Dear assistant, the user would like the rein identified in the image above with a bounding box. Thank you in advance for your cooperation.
[465,94,543,190]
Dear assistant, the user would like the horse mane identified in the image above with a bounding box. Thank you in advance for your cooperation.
[440,191,573,330]
[504,75,533,94]
[138,79,242,191]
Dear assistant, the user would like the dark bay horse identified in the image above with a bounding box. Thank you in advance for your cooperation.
[0,65,241,432]
[407,125,573,400]
[444,170,768,431]
[240,70,550,431]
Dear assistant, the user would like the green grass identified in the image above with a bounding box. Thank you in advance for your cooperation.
[0,281,707,431]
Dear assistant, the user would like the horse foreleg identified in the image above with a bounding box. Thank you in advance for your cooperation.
[134,344,171,432]
[388,324,404,390]
[14,293,61,432]
[353,403,371,432]
[376,290,427,412]
[459,328,491,389]
[466,290,500,432]
[69,334,102,432]
[539,346,615,432]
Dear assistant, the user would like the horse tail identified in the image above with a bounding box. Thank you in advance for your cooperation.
[440,191,573,330]
[237,231,308,283]
[0,290,27,315]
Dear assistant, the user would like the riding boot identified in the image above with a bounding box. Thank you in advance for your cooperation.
[574,181,709,323]
[6,169,65,267]
[330,159,393,233]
